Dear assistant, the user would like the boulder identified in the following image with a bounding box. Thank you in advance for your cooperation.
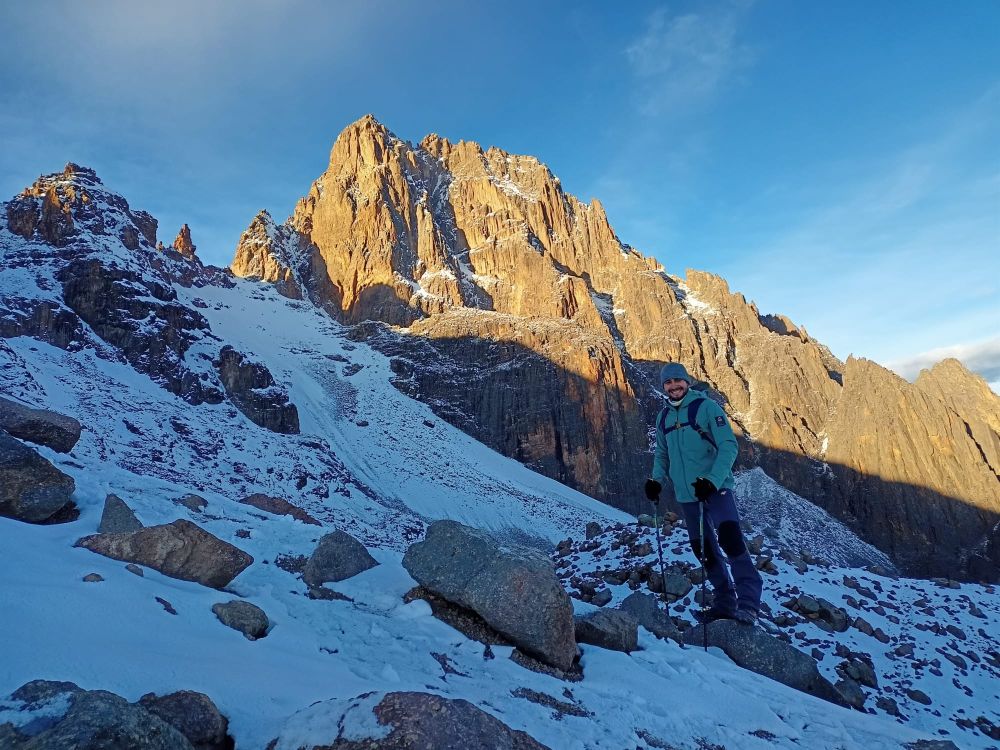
[270,691,549,749]
[239,492,320,525]
[662,571,693,598]
[75,519,253,589]
[618,592,681,642]
[403,520,577,670]
[137,690,231,750]
[177,494,208,512]
[212,600,269,640]
[98,493,142,534]
[683,620,845,706]
[0,433,76,523]
[303,530,378,586]
[585,521,603,539]
[0,396,82,453]
[574,609,638,653]
[0,680,193,749]
[833,678,867,710]
[590,588,612,607]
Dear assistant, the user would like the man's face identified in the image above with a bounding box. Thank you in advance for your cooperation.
[663,377,689,401]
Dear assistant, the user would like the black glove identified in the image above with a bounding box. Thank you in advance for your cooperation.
[692,477,716,502]
[644,479,662,502]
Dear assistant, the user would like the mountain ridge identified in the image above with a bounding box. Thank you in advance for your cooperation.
[229,115,1000,582]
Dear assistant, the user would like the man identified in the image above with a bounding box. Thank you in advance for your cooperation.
[644,362,762,624]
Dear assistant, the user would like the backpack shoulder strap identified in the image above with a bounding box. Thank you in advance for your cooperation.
[687,397,718,449]
[656,407,670,435]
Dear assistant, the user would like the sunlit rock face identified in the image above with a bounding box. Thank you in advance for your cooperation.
[229,116,999,580]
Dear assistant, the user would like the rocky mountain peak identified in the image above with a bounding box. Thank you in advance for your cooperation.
[172,224,197,259]
[60,162,103,185]
[419,132,452,159]
[4,164,157,252]
[231,210,309,301]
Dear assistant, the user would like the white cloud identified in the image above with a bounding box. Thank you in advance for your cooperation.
[625,3,753,116]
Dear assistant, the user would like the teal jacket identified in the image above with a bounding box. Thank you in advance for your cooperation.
[651,389,738,503]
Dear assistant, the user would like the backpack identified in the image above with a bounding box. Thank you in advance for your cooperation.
[657,397,718,449]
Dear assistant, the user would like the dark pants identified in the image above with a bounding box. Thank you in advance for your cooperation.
[680,488,762,614]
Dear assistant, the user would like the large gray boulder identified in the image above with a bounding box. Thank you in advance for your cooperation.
[269,691,549,749]
[683,620,845,706]
[0,396,82,453]
[618,592,682,642]
[98,493,143,534]
[137,690,231,750]
[574,609,638,653]
[0,680,194,749]
[0,433,76,523]
[403,520,577,670]
[75,519,253,589]
[303,530,378,586]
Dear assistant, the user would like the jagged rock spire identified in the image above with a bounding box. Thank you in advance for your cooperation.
[172,224,197,259]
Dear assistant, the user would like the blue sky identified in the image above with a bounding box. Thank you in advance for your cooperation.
[2,1,998,388]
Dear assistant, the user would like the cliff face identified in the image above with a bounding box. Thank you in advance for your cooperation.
[230,116,999,581]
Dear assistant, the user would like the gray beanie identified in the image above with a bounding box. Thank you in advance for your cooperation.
[659,362,692,386]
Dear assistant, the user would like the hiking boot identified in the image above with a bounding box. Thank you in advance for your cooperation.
[693,606,737,624]
[733,607,758,625]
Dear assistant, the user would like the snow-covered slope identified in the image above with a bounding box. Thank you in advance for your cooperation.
[2,170,996,749]
[558,519,1000,748]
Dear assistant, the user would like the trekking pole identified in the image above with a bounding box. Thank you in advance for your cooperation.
[699,501,708,652]
[652,500,668,606]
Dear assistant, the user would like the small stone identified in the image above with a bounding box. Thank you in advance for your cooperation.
[83,573,104,582]
[906,688,932,705]
[945,624,966,641]
[125,563,144,577]
[876,696,900,716]
[852,616,874,636]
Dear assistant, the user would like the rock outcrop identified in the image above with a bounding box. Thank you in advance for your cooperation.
[238,492,320,525]
[0,433,76,523]
[75,519,253,589]
[683,620,845,706]
[0,395,81,453]
[403,520,577,670]
[0,680,195,750]
[820,357,1000,578]
[216,346,300,434]
[230,210,311,300]
[270,691,549,750]
[137,690,232,750]
[172,224,197,259]
[574,609,638,653]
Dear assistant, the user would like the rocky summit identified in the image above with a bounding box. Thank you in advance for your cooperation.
[231,115,999,582]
